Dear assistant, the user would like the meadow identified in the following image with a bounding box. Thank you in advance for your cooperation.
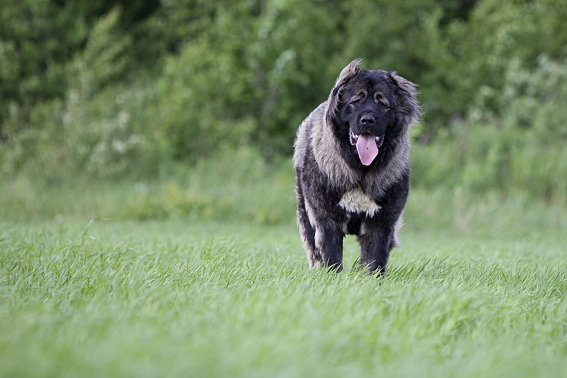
[3,1,567,376]
[2,157,567,377]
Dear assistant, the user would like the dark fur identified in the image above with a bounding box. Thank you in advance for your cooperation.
[293,59,421,274]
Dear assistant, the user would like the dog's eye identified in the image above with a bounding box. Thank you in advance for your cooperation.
[376,96,390,108]
[351,92,367,106]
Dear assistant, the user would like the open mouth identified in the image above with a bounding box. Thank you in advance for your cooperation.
[349,130,385,166]
[349,130,384,148]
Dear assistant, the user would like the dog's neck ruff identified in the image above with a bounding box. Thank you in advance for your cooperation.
[311,105,359,186]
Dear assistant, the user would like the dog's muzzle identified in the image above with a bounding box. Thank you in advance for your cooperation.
[349,130,385,166]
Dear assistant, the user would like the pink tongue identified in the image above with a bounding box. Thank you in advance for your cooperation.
[356,134,378,166]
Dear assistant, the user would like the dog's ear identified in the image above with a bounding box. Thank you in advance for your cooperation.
[327,59,362,119]
[388,71,422,127]
[334,58,362,89]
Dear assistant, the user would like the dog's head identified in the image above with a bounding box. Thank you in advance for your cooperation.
[326,59,421,167]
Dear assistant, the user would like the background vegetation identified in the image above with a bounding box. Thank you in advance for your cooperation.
[2,0,567,216]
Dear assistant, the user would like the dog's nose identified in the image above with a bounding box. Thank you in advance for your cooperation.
[360,115,375,125]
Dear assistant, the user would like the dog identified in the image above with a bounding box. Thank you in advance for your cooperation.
[293,59,421,274]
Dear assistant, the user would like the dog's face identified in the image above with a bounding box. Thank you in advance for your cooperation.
[326,59,419,167]
[339,70,397,165]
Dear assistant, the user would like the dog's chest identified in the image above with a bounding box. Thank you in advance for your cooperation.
[338,187,381,217]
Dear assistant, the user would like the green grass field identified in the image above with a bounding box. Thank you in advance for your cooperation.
[2,183,567,377]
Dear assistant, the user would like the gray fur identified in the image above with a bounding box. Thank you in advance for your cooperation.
[293,59,421,274]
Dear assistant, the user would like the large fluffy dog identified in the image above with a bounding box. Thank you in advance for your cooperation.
[293,59,421,274]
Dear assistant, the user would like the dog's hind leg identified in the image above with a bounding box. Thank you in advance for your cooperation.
[296,186,319,268]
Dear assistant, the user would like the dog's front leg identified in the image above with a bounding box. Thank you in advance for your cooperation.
[315,220,344,272]
[357,227,393,274]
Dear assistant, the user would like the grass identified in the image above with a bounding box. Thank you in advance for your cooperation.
[2,149,567,377]
[0,149,296,224]
[2,204,567,377]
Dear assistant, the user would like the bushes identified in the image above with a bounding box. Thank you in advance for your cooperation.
[0,147,296,224]
[1,9,167,179]
[2,0,567,205]
[411,56,567,202]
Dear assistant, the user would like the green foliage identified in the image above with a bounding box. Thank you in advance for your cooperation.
[423,0,567,124]
[156,0,347,158]
[0,0,82,139]
[0,0,160,137]
[123,181,219,220]
[411,55,567,202]
[0,148,296,225]
[1,8,170,179]
[158,29,255,159]
[2,0,567,203]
